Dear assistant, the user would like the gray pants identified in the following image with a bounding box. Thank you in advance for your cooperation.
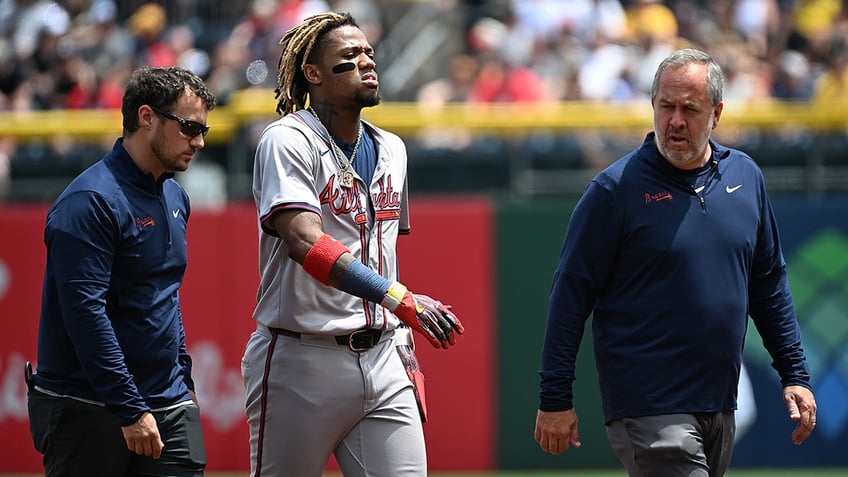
[241,325,425,477]
[606,412,736,477]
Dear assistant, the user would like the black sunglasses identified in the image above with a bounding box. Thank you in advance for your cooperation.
[149,104,210,138]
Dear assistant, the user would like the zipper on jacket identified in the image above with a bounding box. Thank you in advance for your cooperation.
[695,189,705,208]
[156,182,173,249]
[688,158,718,211]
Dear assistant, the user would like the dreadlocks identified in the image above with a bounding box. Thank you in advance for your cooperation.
[274,12,359,116]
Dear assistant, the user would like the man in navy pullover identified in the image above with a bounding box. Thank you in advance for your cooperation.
[27,66,216,476]
[534,49,817,476]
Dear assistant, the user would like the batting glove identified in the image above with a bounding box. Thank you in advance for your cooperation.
[381,282,464,349]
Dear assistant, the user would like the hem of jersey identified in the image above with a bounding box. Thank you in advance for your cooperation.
[33,385,195,411]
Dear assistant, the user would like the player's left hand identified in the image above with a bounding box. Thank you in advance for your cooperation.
[393,292,463,349]
[413,294,464,346]
[382,281,464,349]
[784,384,816,445]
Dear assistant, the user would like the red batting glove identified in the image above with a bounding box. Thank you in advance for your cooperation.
[381,282,463,349]
[414,294,464,343]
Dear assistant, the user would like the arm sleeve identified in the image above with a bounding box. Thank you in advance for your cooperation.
[47,192,149,425]
[539,181,620,411]
[179,197,195,391]
[255,124,322,236]
[748,191,810,389]
[177,306,195,391]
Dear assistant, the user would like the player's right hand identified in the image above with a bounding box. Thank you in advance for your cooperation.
[535,409,581,455]
[121,412,164,459]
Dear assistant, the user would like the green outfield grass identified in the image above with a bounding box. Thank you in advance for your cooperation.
[4,471,846,477]
[190,470,845,477]
[417,471,843,477]
[288,471,843,477]
[189,470,847,477]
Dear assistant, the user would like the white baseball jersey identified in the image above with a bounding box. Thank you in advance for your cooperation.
[252,109,410,334]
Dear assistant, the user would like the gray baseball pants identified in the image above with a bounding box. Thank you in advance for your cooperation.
[242,325,425,477]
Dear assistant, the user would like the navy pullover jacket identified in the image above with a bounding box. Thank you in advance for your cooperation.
[33,139,195,426]
[539,132,810,423]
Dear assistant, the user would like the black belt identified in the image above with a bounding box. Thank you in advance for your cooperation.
[269,327,384,352]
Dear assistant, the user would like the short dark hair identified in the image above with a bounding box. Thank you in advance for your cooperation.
[122,66,217,133]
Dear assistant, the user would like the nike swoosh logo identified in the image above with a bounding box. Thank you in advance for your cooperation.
[694,186,705,194]
[172,210,180,218]
[726,185,743,193]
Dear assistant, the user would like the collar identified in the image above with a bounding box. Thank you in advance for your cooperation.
[104,138,174,192]
[294,109,379,147]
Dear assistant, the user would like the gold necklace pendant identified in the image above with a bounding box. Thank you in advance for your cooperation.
[307,107,361,189]
[339,170,355,188]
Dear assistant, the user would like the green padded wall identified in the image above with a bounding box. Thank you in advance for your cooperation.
[496,198,620,470]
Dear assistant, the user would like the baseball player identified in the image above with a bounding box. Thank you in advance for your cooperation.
[240,12,465,477]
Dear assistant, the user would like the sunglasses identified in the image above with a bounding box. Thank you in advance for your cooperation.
[149,105,210,138]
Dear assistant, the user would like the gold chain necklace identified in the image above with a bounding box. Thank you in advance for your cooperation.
[307,107,362,188]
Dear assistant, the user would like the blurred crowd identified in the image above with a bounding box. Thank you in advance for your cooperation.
[3,0,846,109]
[0,0,846,199]
[0,0,386,110]
[447,0,847,106]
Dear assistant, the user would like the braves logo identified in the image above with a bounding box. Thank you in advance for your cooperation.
[644,191,673,204]
[135,216,156,227]
[319,175,364,215]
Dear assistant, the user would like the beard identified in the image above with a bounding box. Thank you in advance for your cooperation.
[656,139,701,168]
[355,88,381,108]
[152,126,191,173]
[654,124,713,170]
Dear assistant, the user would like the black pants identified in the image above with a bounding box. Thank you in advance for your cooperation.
[27,388,207,477]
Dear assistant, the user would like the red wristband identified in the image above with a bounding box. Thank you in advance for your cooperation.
[302,234,350,285]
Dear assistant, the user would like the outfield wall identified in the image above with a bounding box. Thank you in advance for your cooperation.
[0,195,846,472]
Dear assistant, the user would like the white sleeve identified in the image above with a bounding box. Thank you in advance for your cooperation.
[252,121,322,230]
